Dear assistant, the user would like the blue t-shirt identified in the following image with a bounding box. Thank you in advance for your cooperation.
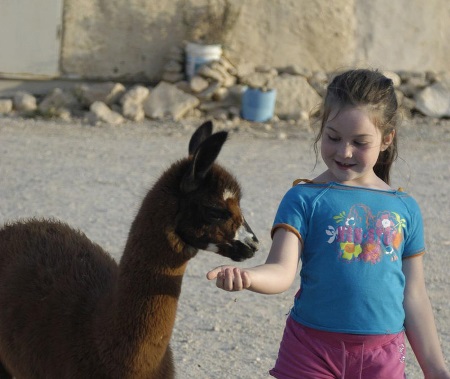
[272,181,425,335]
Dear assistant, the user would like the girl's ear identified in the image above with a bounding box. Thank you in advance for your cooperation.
[381,130,395,151]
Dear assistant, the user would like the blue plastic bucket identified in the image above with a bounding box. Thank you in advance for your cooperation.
[241,88,276,122]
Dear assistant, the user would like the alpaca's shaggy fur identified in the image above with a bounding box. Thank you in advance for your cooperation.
[0,121,259,379]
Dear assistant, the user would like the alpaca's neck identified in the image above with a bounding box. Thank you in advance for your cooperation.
[114,253,187,371]
[97,186,192,372]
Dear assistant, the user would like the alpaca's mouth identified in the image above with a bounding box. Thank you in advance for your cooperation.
[230,240,258,261]
[206,237,258,262]
[241,234,259,253]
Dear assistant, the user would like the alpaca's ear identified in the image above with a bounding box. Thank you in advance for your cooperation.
[188,121,213,155]
[181,131,228,193]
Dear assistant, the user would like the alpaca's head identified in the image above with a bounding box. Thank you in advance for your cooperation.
[174,121,259,262]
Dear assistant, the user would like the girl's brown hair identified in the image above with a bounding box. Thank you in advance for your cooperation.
[313,69,400,184]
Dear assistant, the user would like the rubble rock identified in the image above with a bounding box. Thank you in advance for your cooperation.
[277,65,311,77]
[38,88,80,117]
[175,81,192,93]
[209,61,237,87]
[122,101,145,122]
[398,72,429,97]
[120,85,150,104]
[196,65,225,83]
[89,101,125,125]
[212,87,230,102]
[308,71,329,97]
[120,85,149,121]
[415,78,450,118]
[255,65,278,76]
[382,71,401,88]
[76,82,126,107]
[196,81,222,101]
[273,74,321,120]
[190,76,210,93]
[0,99,13,114]
[240,71,276,91]
[13,92,37,112]
[143,81,199,121]
[219,56,237,76]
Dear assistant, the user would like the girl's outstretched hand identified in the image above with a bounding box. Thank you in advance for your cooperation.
[207,229,302,294]
[206,266,251,291]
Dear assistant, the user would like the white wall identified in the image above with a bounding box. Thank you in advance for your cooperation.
[0,0,63,78]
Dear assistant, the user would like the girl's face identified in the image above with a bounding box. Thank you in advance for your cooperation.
[320,107,393,187]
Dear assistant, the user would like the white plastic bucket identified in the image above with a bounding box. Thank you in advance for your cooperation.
[185,42,222,80]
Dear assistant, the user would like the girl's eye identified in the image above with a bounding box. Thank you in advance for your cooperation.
[327,134,340,142]
[354,141,369,147]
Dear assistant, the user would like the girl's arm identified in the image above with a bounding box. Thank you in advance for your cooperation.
[402,255,450,379]
[206,228,301,294]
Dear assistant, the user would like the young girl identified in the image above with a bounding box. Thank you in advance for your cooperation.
[207,69,450,378]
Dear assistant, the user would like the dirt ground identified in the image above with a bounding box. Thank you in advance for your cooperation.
[1,116,449,378]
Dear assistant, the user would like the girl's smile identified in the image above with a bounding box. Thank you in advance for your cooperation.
[335,161,356,170]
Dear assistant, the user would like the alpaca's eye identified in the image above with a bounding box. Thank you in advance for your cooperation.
[205,206,231,222]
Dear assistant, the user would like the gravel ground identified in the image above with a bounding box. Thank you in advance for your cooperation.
[0,116,449,378]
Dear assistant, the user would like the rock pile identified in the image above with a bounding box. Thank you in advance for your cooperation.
[0,46,449,124]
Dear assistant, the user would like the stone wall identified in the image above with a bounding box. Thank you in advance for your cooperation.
[60,0,450,82]
[1,65,448,124]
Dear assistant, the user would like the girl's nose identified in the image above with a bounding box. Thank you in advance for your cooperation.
[338,143,353,158]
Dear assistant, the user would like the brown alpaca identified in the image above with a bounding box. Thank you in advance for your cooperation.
[0,121,259,379]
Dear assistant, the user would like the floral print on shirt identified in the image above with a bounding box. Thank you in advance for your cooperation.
[326,204,406,263]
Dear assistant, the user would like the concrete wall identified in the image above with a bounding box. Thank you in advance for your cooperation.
[354,0,450,71]
[57,0,450,81]
[61,1,185,81]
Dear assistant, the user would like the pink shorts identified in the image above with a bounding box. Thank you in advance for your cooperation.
[269,316,406,379]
